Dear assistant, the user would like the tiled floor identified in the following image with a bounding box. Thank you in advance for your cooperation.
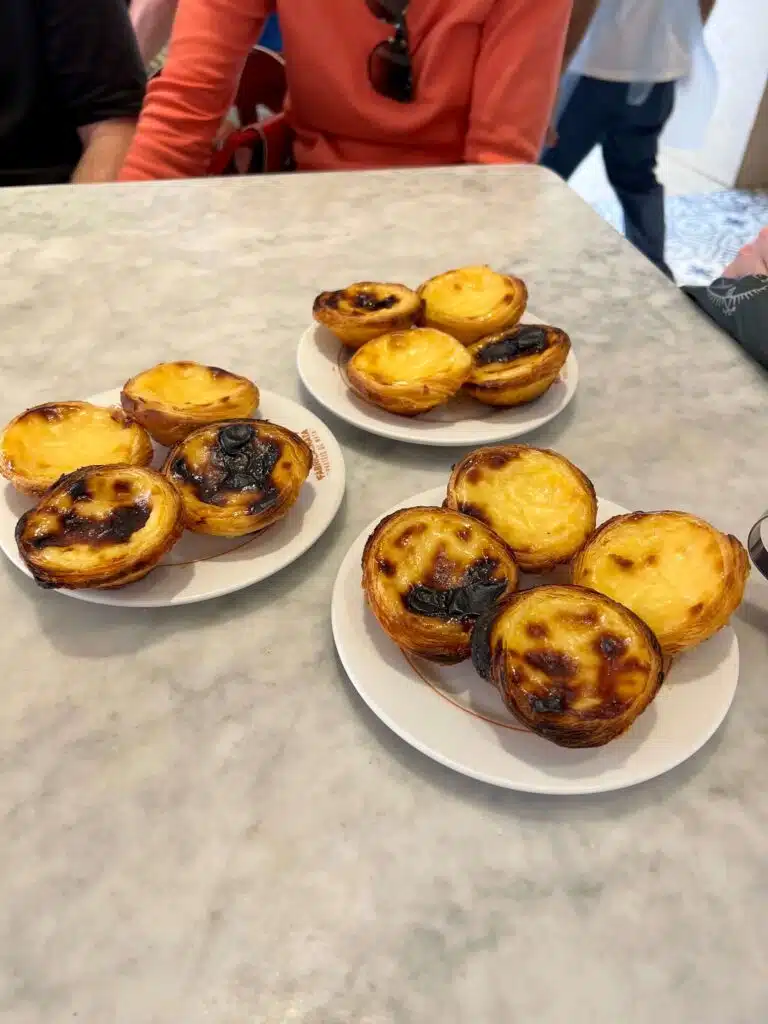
[567,145,768,285]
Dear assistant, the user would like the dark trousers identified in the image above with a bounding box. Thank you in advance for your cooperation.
[541,76,676,279]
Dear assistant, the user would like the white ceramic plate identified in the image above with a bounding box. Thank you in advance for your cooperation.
[0,388,345,608]
[297,317,578,447]
[332,487,740,795]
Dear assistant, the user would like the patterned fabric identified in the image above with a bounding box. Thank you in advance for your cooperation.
[684,274,768,372]
[593,189,768,285]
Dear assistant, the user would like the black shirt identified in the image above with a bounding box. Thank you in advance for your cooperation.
[0,0,146,186]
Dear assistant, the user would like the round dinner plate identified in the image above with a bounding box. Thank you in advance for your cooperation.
[0,388,345,608]
[332,487,740,795]
[297,316,579,447]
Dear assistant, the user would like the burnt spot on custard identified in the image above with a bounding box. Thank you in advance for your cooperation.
[403,556,507,622]
[521,650,577,717]
[558,609,599,628]
[524,649,577,680]
[596,633,628,660]
[315,290,343,312]
[530,692,565,715]
[377,557,396,577]
[394,522,427,548]
[26,404,65,424]
[352,291,398,313]
[525,621,549,639]
[171,422,281,509]
[470,603,500,680]
[315,288,399,316]
[67,477,92,502]
[474,326,549,367]
[22,500,151,550]
[610,554,634,570]
[689,602,705,617]
[457,501,490,525]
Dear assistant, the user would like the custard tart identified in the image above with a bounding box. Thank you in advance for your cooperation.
[164,419,312,537]
[418,265,527,345]
[313,282,422,349]
[0,401,153,497]
[362,506,518,663]
[445,446,597,574]
[16,465,183,590]
[465,324,571,407]
[347,327,472,416]
[121,362,259,447]
[472,585,664,748]
[571,511,750,655]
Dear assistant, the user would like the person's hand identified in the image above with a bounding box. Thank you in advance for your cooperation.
[723,227,768,278]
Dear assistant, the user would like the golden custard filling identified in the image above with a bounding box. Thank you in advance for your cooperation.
[575,515,727,638]
[350,328,472,384]
[126,362,254,410]
[369,508,514,619]
[421,266,513,320]
[491,588,654,716]
[1,403,150,489]
[318,283,415,317]
[454,450,594,553]
[17,466,180,579]
[164,420,312,536]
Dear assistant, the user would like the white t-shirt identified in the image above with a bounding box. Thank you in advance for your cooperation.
[570,0,704,83]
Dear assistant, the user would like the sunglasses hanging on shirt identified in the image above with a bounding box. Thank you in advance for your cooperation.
[365,0,414,103]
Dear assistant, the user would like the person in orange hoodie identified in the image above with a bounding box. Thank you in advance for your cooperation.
[120,0,574,182]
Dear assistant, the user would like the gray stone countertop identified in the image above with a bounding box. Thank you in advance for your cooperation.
[0,166,766,1024]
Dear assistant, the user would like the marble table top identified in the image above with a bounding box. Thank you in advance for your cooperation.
[0,166,766,1024]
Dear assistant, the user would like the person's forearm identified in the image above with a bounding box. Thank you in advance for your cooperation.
[699,0,717,23]
[562,0,599,68]
[72,119,138,183]
[130,0,179,65]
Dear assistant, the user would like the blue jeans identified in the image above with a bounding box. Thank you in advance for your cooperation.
[542,75,676,279]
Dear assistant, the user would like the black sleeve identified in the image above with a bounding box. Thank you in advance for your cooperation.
[683,275,768,372]
[41,0,146,128]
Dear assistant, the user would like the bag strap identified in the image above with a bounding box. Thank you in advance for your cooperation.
[208,112,293,176]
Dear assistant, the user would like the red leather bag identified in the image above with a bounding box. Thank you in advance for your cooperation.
[207,45,294,175]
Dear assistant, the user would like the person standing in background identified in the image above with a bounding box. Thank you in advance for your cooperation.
[119,0,572,182]
[542,0,718,279]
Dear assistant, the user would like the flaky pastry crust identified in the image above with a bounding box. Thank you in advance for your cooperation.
[347,327,472,416]
[313,282,422,349]
[465,324,570,407]
[163,419,312,537]
[571,511,749,655]
[362,505,518,663]
[417,265,528,345]
[16,464,183,590]
[121,362,259,447]
[0,401,153,496]
[445,445,597,573]
[472,584,664,748]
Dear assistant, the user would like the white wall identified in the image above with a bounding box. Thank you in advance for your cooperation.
[667,0,768,185]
